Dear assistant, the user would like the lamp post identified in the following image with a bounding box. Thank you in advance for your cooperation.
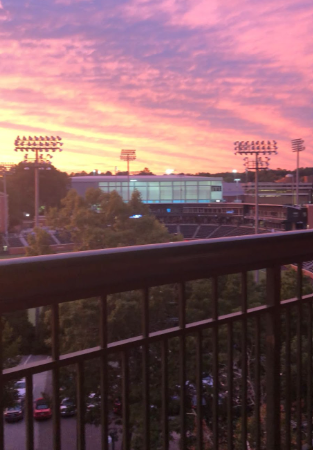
[0,163,14,241]
[291,138,305,205]
[14,136,63,227]
[120,149,136,202]
[234,140,278,234]
[286,173,294,205]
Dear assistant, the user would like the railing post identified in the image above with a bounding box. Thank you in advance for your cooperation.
[265,266,281,450]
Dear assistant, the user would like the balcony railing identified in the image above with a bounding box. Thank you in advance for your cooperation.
[1,230,313,449]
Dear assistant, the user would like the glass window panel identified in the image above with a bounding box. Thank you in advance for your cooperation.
[173,185,185,200]
[173,182,184,187]
[99,182,108,187]
[198,186,210,200]
[160,186,173,201]
[159,182,172,186]
[135,185,147,200]
[148,186,159,201]
[147,182,159,187]
[185,185,197,199]
[199,181,211,185]
[186,181,197,185]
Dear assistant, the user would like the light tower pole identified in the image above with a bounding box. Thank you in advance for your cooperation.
[291,139,305,205]
[0,163,14,241]
[120,149,136,202]
[234,140,278,234]
[14,136,63,227]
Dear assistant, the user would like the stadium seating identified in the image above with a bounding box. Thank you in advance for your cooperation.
[165,224,178,235]
[179,225,198,239]
[195,225,219,239]
[8,237,24,247]
[210,226,237,238]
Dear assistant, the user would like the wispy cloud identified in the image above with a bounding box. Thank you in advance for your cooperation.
[0,0,312,173]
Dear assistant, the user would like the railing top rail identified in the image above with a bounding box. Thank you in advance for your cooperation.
[1,230,313,312]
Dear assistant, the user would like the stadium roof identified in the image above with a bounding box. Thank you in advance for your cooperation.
[71,175,223,182]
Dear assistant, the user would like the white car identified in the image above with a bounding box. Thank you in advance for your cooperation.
[15,379,26,399]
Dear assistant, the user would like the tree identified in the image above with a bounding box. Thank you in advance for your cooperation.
[3,163,69,227]
[25,227,54,256]
[47,188,181,251]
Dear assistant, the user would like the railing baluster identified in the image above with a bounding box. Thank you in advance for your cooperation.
[285,307,291,450]
[122,350,130,450]
[212,276,219,450]
[296,263,302,450]
[142,288,150,450]
[241,272,247,450]
[227,321,233,450]
[196,329,203,450]
[77,361,85,450]
[178,282,186,450]
[52,303,61,450]
[254,315,260,450]
[100,295,108,450]
[307,301,312,447]
[25,374,34,450]
[161,339,169,450]
[265,266,281,450]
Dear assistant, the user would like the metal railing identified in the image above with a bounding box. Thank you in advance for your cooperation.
[1,230,313,449]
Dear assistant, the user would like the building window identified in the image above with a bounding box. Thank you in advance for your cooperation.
[211,186,222,192]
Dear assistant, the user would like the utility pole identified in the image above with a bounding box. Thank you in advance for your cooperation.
[120,149,136,202]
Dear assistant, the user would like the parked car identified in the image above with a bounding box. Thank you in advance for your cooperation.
[4,403,24,422]
[33,398,52,420]
[60,398,76,417]
[15,379,26,400]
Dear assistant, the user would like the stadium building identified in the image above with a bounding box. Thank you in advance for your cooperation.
[71,175,223,204]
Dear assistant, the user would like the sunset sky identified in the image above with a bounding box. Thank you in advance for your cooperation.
[0,0,312,174]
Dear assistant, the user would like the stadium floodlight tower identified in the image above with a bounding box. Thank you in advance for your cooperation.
[14,135,63,228]
[120,149,136,201]
[234,140,278,234]
[291,138,305,205]
[0,163,14,240]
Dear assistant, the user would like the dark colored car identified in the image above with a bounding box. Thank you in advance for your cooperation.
[4,403,24,422]
[60,398,76,417]
[33,398,52,420]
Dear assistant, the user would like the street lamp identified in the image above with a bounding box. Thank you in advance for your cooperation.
[14,135,63,227]
[120,149,136,202]
[0,163,14,241]
[291,138,305,205]
[286,173,294,205]
[234,140,278,234]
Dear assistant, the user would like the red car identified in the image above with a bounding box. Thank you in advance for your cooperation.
[33,398,52,420]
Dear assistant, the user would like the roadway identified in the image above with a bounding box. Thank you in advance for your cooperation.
[4,355,118,450]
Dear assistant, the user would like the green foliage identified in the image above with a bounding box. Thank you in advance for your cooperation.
[3,163,69,227]
[25,227,54,256]
[47,188,182,250]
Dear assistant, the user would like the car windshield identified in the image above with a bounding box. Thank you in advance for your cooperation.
[16,381,26,388]
[62,399,74,406]
[7,405,21,411]
[36,404,49,410]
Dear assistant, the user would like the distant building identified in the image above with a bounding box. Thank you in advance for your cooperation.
[240,181,312,205]
[71,175,223,204]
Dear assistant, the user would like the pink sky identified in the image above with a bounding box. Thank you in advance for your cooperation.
[0,0,312,174]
